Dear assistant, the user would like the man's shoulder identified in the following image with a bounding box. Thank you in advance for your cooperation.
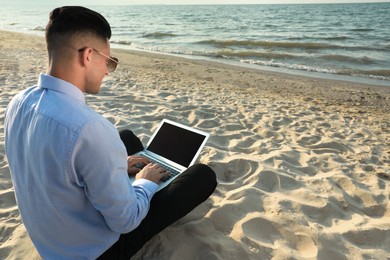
[5,86,39,119]
[45,94,107,134]
[7,86,36,105]
[7,85,110,135]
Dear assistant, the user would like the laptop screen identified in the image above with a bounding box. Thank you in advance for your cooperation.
[146,121,208,167]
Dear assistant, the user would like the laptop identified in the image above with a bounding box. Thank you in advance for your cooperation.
[130,119,210,191]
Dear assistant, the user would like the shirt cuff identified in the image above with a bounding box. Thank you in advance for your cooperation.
[132,179,159,195]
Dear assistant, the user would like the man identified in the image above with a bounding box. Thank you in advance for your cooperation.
[4,6,217,259]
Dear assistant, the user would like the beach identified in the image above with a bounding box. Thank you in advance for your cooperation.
[0,29,389,259]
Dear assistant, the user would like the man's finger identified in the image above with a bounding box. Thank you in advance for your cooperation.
[127,167,141,175]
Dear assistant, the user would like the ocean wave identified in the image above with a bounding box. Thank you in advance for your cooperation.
[215,50,294,59]
[351,69,390,80]
[198,39,337,50]
[321,55,378,65]
[288,36,350,41]
[240,59,390,80]
[350,28,375,32]
[31,26,45,31]
[110,40,132,45]
[241,59,337,73]
[197,39,388,52]
[142,32,178,39]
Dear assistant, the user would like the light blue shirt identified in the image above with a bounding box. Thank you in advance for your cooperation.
[4,74,159,259]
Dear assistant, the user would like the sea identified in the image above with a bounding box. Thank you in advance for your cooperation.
[1,3,389,86]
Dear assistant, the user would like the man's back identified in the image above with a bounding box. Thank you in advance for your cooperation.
[4,74,133,259]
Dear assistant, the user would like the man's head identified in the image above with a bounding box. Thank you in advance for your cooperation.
[46,6,111,52]
[45,6,117,94]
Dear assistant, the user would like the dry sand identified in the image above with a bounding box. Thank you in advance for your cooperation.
[0,30,389,259]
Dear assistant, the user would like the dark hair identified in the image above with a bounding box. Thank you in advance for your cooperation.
[45,6,111,50]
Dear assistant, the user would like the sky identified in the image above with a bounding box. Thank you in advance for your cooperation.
[1,0,389,5]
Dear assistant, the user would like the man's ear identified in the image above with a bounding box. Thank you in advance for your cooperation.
[80,48,93,67]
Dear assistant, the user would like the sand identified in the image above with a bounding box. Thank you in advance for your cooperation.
[0,30,389,260]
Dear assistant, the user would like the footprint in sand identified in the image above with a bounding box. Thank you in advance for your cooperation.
[271,116,293,128]
[300,196,349,227]
[255,170,302,192]
[240,215,281,245]
[296,134,322,146]
[212,158,259,185]
[295,233,318,258]
[0,189,17,209]
[307,141,352,154]
[342,228,390,249]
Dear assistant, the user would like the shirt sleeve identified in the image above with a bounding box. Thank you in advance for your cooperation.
[70,119,157,233]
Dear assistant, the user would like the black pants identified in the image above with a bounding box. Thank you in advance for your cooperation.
[98,130,217,259]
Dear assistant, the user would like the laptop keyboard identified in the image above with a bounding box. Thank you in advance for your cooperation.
[149,158,180,182]
[135,158,181,182]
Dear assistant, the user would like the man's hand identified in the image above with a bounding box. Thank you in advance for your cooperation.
[126,156,150,175]
[136,163,168,184]
[127,156,168,184]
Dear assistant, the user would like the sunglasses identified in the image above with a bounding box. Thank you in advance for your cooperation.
[78,47,119,73]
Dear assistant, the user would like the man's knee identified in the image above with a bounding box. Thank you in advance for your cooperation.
[190,164,217,191]
[119,129,144,155]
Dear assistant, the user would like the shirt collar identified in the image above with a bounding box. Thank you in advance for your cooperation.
[38,73,85,104]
